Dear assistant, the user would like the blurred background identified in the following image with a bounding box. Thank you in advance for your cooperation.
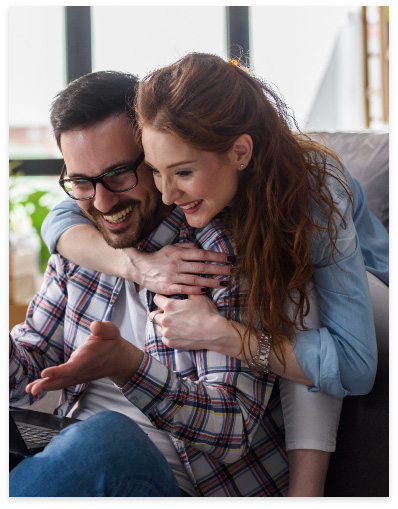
[8,5,389,325]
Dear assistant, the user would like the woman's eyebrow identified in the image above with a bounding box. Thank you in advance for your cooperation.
[166,159,196,169]
[145,159,196,170]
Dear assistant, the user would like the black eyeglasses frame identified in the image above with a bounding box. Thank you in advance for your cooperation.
[59,152,145,201]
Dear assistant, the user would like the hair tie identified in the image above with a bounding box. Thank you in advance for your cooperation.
[229,57,250,75]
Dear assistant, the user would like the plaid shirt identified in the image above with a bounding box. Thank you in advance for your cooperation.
[9,207,288,496]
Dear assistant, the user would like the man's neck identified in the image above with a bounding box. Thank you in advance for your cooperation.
[133,203,175,248]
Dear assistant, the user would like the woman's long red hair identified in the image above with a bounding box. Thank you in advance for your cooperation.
[134,52,351,365]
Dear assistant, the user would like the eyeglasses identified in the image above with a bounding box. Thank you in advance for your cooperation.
[59,152,144,201]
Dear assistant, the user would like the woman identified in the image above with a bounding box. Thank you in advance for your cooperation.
[41,53,387,495]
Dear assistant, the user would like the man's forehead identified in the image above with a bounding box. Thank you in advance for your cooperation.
[60,115,141,176]
[60,114,135,145]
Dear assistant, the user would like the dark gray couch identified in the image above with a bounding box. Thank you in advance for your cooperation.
[313,131,389,497]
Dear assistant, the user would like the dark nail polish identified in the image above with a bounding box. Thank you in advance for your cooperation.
[201,288,208,293]
[219,281,228,287]
[227,255,237,263]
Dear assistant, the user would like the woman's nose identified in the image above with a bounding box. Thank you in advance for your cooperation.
[161,179,181,206]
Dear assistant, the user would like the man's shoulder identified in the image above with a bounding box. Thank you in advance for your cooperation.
[138,208,186,252]
[138,207,234,254]
[50,254,117,286]
[186,208,234,254]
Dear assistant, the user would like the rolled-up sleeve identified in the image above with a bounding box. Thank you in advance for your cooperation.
[41,198,94,254]
[293,169,378,397]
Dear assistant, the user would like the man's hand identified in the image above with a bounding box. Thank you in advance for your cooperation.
[26,321,143,396]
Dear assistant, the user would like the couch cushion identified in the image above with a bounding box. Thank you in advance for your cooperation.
[311,132,389,230]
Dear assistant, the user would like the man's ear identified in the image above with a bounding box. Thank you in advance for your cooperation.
[232,134,253,170]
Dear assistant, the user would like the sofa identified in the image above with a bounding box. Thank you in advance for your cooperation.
[313,131,389,497]
[27,130,389,497]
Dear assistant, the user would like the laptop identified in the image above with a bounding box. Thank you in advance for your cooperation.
[10,406,80,456]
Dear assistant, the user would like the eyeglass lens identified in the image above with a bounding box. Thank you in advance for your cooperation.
[63,168,137,200]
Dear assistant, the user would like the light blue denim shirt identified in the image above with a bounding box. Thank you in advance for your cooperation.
[41,167,388,398]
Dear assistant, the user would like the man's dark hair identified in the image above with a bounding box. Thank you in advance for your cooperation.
[50,71,139,150]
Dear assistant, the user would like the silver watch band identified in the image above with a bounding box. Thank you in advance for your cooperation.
[247,331,272,373]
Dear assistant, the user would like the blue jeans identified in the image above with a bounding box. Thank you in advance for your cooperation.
[9,410,182,497]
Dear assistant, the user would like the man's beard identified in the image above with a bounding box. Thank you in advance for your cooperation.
[84,197,165,249]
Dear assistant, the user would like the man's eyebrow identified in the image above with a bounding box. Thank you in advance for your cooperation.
[67,161,134,178]
[144,159,196,170]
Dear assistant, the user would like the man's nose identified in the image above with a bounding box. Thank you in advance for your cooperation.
[93,182,120,212]
[161,178,181,206]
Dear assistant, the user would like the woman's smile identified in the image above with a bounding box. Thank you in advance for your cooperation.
[142,127,246,228]
[177,199,204,214]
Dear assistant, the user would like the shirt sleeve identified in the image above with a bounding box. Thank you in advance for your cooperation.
[41,198,95,254]
[345,170,389,286]
[119,221,275,464]
[9,255,69,405]
[293,168,378,397]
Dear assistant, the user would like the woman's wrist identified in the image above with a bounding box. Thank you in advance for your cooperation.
[119,248,145,284]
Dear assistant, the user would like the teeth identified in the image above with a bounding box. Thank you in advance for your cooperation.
[104,205,133,223]
[180,200,203,210]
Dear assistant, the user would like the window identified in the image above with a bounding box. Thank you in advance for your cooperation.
[250,6,365,131]
[92,6,226,79]
[9,6,65,159]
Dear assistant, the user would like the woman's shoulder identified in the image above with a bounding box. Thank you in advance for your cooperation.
[308,152,353,222]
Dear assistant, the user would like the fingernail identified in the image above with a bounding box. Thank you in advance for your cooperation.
[227,255,237,263]
[201,288,208,293]
[219,281,228,287]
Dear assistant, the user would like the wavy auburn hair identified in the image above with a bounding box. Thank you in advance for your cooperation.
[135,52,351,365]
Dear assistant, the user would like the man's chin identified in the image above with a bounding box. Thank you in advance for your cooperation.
[99,226,139,249]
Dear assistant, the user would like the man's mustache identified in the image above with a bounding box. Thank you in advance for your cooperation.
[87,199,141,217]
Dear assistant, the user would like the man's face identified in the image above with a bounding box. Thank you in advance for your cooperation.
[60,114,172,249]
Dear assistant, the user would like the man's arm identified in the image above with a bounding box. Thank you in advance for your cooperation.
[26,317,273,464]
[9,255,69,405]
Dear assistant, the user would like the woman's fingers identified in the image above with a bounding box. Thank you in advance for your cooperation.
[175,243,236,265]
[179,260,233,277]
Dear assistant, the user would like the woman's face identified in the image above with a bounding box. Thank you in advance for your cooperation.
[142,127,241,228]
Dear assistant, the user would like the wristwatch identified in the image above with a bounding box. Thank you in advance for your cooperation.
[248,331,272,373]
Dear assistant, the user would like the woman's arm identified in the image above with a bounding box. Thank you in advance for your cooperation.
[41,200,233,293]
[152,178,378,397]
[151,293,313,385]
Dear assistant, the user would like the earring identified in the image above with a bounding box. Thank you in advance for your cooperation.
[240,164,244,169]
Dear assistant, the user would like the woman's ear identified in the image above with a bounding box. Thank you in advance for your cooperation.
[232,134,253,170]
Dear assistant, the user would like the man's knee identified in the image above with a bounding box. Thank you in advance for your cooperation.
[48,411,152,466]
[10,411,180,496]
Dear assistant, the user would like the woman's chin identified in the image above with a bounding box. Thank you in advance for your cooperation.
[184,215,208,228]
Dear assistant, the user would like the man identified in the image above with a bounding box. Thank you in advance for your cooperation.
[9,71,290,496]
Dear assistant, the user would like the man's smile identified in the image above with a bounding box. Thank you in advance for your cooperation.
[103,204,134,224]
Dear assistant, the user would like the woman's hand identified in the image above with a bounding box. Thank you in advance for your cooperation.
[122,243,234,295]
[149,294,241,357]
